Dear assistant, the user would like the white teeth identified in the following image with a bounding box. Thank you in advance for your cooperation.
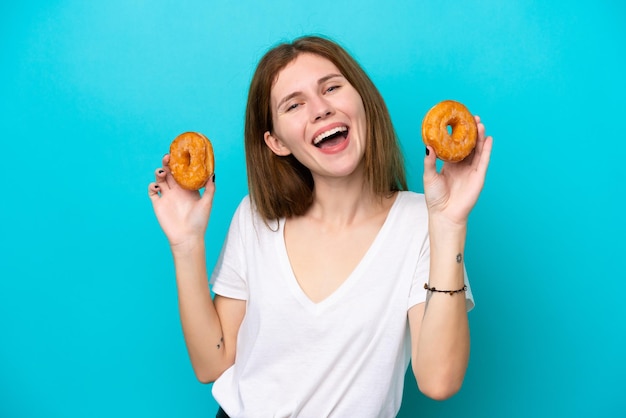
[313,126,348,145]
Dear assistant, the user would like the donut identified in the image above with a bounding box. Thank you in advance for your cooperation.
[421,100,477,162]
[169,132,215,190]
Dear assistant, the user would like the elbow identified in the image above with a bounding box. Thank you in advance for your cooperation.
[417,379,463,401]
[412,363,464,401]
[194,371,215,384]
[192,364,226,384]
[192,363,230,384]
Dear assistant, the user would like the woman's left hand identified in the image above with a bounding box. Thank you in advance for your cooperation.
[423,115,493,226]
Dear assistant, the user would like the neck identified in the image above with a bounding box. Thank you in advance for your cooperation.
[306,173,391,227]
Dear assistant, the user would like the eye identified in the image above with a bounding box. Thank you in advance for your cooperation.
[325,85,341,93]
[285,102,300,112]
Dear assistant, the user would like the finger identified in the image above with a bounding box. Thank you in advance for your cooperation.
[476,118,486,141]
[155,168,169,188]
[148,182,161,201]
[423,146,438,180]
[159,154,178,189]
[470,116,487,168]
[200,173,216,209]
[476,135,493,175]
[155,168,173,189]
[162,153,171,167]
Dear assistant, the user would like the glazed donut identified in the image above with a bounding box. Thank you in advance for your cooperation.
[421,100,477,162]
[169,132,215,190]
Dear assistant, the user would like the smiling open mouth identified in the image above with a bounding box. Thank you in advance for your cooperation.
[313,126,348,148]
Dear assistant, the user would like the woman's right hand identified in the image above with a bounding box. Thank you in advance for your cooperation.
[148,154,216,249]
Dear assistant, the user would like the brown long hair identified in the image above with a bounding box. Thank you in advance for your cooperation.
[245,35,407,221]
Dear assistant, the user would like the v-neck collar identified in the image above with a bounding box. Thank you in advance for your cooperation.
[274,192,405,314]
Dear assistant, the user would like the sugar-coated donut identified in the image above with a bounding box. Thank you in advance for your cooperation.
[169,132,215,190]
[422,100,477,162]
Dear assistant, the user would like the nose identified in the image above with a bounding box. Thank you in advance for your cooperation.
[315,110,332,121]
[310,96,334,122]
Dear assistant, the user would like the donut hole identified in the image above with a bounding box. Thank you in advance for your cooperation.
[183,150,191,166]
[446,125,453,135]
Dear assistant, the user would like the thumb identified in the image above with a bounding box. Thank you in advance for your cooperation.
[423,146,438,182]
[200,173,216,208]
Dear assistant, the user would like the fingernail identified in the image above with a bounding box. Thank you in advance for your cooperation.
[154,184,160,189]
[158,169,164,174]
[425,147,430,156]
[211,174,216,183]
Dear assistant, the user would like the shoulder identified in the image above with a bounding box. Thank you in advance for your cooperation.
[385,191,429,230]
[233,195,261,220]
[234,194,252,214]
[232,195,280,234]
[394,191,427,213]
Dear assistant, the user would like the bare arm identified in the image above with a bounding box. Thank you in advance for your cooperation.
[409,221,470,400]
[171,239,246,383]
[148,155,245,383]
[410,116,493,400]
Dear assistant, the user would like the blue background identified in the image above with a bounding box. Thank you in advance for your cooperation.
[1,1,624,417]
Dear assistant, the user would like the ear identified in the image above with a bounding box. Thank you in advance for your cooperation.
[264,131,292,156]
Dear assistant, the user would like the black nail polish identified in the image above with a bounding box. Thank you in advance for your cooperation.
[211,174,216,183]
[158,169,164,174]
[425,147,430,156]
[154,184,160,189]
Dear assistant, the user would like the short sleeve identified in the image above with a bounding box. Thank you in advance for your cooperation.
[210,197,250,301]
[407,231,475,312]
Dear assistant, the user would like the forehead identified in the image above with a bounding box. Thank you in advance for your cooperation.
[271,53,342,98]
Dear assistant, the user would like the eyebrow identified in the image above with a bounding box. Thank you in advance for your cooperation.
[276,73,344,110]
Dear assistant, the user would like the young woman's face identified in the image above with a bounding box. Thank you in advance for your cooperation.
[264,53,367,181]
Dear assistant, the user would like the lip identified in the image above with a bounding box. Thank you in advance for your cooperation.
[311,122,349,145]
[318,133,350,154]
[315,128,350,155]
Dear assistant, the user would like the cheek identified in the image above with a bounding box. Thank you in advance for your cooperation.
[274,115,307,145]
[344,91,366,119]
[350,98,367,130]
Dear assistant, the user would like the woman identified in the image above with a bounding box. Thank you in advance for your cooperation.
[148,35,492,418]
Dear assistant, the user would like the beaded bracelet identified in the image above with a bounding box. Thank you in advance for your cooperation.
[424,283,467,296]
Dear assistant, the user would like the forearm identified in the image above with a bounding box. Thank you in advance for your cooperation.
[413,218,470,399]
[171,238,229,382]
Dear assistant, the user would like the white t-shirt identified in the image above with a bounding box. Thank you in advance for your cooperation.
[210,191,474,418]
